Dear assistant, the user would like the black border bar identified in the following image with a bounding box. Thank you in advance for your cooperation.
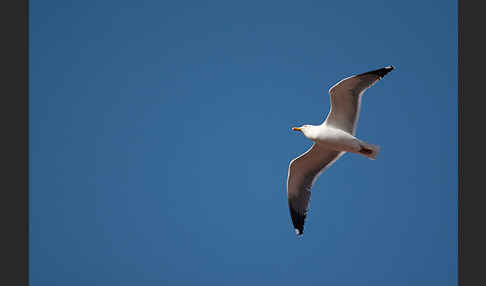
[0,1,29,285]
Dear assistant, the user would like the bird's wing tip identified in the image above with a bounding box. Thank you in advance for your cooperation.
[355,66,395,79]
[376,66,395,78]
[289,200,307,237]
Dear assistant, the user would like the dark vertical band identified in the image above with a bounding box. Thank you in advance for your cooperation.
[0,1,29,285]
[459,0,486,285]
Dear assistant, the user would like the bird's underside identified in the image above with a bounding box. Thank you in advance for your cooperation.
[287,66,394,236]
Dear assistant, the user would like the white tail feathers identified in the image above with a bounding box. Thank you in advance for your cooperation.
[359,142,380,160]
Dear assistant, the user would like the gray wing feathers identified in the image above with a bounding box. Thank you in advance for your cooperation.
[287,144,342,235]
[325,66,394,134]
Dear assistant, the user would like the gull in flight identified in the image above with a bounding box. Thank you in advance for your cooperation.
[287,66,394,236]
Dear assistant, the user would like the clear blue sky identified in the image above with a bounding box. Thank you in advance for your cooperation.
[30,1,457,285]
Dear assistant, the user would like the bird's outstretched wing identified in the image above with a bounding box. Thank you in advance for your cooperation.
[287,143,343,236]
[325,66,394,135]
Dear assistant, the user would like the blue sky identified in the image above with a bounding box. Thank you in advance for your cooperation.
[30,1,457,285]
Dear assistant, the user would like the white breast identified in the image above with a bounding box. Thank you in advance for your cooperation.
[314,125,361,153]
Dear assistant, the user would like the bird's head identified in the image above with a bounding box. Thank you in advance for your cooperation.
[291,125,317,139]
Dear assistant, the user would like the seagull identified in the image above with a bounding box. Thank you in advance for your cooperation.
[287,66,394,236]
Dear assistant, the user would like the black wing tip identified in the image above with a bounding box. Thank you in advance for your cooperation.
[288,200,306,236]
[358,65,395,78]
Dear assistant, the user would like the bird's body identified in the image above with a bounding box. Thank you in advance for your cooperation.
[287,66,394,236]
[302,124,367,155]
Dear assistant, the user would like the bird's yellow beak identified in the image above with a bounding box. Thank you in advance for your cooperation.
[292,127,302,132]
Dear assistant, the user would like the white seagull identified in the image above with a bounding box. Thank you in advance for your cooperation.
[287,66,394,236]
